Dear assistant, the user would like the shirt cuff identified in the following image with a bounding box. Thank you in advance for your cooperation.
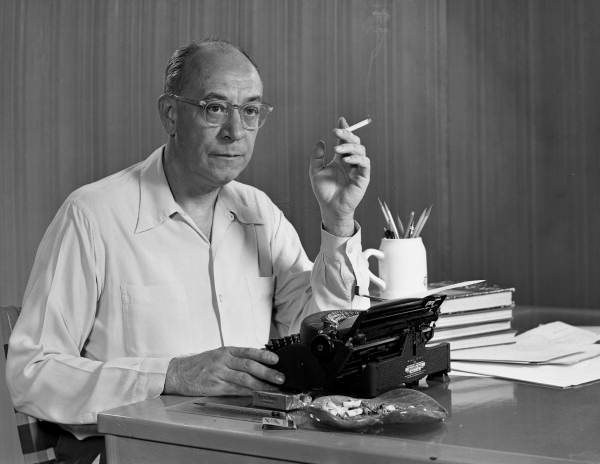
[136,357,173,399]
[319,221,362,260]
[321,221,370,292]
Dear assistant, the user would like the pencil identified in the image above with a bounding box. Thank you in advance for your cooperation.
[383,201,399,238]
[396,214,405,237]
[377,198,389,226]
[414,205,432,237]
[377,198,397,238]
[413,208,427,238]
[405,211,415,238]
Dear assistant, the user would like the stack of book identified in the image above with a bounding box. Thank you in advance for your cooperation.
[429,281,516,351]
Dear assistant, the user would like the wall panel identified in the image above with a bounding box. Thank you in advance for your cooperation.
[1,0,599,309]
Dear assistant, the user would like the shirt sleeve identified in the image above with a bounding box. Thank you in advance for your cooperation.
[269,208,371,336]
[5,199,171,427]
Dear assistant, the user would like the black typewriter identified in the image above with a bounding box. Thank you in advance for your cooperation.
[265,295,450,397]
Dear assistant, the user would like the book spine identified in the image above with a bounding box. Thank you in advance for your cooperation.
[443,288,515,300]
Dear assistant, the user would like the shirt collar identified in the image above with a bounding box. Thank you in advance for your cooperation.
[135,146,181,233]
[135,147,264,233]
[216,182,265,225]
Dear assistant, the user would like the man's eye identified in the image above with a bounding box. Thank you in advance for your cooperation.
[206,103,227,114]
[243,105,260,117]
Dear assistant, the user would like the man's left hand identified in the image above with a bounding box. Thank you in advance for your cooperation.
[309,116,371,237]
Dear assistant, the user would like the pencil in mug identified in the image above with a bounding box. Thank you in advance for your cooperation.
[413,208,428,238]
[377,198,388,225]
[404,211,415,238]
[421,205,433,235]
[383,201,400,238]
[377,198,398,238]
[414,205,433,237]
[396,214,405,237]
[377,198,395,238]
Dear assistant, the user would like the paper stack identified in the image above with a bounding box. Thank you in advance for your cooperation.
[451,322,600,388]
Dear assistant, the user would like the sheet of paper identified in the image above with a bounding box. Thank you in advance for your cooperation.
[451,344,584,364]
[584,326,600,335]
[451,325,600,384]
[543,345,600,365]
[515,321,600,345]
[452,354,600,388]
[449,332,517,351]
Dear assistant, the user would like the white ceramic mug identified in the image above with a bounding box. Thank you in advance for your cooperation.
[362,237,428,299]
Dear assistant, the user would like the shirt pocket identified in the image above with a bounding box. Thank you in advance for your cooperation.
[246,276,275,345]
[121,282,194,357]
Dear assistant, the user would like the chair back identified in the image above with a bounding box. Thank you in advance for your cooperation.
[1,306,58,464]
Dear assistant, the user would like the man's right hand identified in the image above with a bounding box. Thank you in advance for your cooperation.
[163,346,285,396]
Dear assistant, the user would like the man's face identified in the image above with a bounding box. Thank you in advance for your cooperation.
[172,51,263,189]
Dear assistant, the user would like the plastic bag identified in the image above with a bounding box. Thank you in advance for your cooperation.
[307,388,447,431]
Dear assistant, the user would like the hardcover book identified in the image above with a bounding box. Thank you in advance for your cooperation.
[430,320,513,342]
[429,281,515,314]
[435,307,514,329]
[446,330,517,350]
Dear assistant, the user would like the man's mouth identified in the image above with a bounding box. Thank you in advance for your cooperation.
[211,153,243,158]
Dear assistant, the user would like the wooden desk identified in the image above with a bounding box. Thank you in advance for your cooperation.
[98,306,600,464]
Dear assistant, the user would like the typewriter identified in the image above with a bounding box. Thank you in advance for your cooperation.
[265,295,450,397]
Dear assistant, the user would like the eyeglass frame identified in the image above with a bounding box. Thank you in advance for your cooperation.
[166,93,274,130]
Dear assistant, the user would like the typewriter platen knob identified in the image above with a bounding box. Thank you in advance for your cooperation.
[310,334,335,361]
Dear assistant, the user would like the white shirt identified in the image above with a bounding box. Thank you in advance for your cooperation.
[7,146,370,426]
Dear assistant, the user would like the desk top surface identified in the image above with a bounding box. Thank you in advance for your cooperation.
[98,374,600,464]
[99,305,600,464]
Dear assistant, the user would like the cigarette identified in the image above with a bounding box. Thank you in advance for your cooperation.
[346,117,372,132]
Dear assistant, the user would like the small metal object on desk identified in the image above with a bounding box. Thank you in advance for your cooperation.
[252,391,312,411]
[193,400,287,422]
[262,416,297,430]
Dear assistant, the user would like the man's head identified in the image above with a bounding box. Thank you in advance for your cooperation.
[163,40,260,96]
[159,40,268,192]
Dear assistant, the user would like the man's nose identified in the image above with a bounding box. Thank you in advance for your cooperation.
[219,108,245,141]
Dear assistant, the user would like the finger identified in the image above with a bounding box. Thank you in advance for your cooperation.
[309,140,326,175]
[224,370,282,393]
[228,346,279,365]
[341,154,371,171]
[334,143,366,157]
[216,379,279,396]
[336,116,349,146]
[228,355,286,386]
[332,128,360,145]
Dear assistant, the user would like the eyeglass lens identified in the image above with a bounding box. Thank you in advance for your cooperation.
[204,101,270,129]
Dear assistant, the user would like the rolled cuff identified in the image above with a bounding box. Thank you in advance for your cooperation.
[318,222,370,310]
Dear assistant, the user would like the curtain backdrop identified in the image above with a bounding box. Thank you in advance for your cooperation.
[1,0,599,308]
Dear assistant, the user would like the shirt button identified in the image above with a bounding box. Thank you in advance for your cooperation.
[228,212,234,220]
[218,294,223,303]
[347,245,354,254]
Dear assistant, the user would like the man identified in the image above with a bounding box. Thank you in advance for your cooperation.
[7,39,371,459]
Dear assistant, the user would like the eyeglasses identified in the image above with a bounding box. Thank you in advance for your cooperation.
[167,94,274,130]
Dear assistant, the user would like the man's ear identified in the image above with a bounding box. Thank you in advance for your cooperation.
[158,94,177,136]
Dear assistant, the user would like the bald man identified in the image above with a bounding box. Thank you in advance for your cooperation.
[7,39,371,461]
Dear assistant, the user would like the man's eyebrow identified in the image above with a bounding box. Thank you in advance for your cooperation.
[202,92,263,102]
[202,92,228,101]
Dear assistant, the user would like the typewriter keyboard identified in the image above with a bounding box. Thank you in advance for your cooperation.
[265,334,301,352]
